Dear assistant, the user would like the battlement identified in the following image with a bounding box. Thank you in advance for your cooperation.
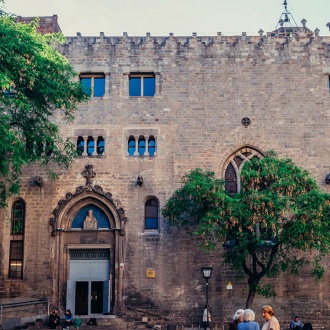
[62,30,330,61]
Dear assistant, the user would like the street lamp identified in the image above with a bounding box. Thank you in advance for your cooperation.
[201,267,213,308]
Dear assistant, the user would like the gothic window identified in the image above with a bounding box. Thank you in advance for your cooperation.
[80,73,105,97]
[128,136,136,156]
[9,241,24,279]
[145,198,159,230]
[138,136,146,156]
[129,73,155,97]
[223,147,276,245]
[148,136,156,156]
[224,148,263,194]
[11,200,25,235]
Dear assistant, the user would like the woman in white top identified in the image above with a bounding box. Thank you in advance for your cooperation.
[261,305,280,330]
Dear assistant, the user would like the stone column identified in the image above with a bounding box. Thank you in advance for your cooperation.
[134,135,139,156]
[82,136,88,156]
[92,136,98,156]
[145,135,149,156]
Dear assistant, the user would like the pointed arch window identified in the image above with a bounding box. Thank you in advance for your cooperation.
[145,198,159,230]
[224,148,263,194]
[223,147,274,245]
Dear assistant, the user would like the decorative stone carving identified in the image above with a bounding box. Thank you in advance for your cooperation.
[83,209,98,230]
[82,164,96,191]
[49,165,127,236]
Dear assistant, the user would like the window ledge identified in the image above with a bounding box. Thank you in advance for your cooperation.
[126,155,156,158]
[77,155,106,158]
[139,231,162,237]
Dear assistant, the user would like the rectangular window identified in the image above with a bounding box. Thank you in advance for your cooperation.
[9,241,23,279]
[129,73,155,97]
[80,74,105,97]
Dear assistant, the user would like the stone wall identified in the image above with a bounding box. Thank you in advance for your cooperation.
[1,27,330,328]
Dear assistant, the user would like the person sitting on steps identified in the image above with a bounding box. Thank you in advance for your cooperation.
[63,309,73,330]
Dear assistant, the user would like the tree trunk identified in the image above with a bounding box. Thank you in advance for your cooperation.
[246,286,257,308]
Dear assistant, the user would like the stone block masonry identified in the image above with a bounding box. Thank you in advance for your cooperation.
[1,21,330,328]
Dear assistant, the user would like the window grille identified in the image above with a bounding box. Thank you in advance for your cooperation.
[70,249,110,260]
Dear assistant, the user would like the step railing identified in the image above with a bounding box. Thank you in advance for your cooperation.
[0,299,49,329]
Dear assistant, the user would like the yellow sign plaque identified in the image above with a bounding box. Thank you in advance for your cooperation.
[146,269,156,279]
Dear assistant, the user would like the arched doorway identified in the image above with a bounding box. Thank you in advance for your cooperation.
[49,165,127,316]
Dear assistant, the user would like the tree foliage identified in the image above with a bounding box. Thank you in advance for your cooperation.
[0,10,89,207]
[162,152,330,308]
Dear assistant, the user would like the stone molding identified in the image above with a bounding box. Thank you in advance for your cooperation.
[49,165,127,236]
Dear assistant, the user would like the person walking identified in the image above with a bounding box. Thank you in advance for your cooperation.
[238,309,260,330]
[261,306,280,330]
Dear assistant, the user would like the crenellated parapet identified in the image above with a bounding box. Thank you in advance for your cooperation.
[61,31,330,61]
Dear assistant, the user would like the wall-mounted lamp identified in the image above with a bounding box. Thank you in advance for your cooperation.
[137,175,144,186]
[35,176,44,187]
[325,173,330,185]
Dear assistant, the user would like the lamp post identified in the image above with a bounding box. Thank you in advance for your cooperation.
[201,266,213,313]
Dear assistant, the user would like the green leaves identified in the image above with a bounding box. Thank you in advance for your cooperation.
[0,12,90,207]
[162,152,330,307]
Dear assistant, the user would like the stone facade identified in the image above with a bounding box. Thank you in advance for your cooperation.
[1,15,330,329]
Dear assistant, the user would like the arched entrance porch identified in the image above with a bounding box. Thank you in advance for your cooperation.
[49,165,127,316]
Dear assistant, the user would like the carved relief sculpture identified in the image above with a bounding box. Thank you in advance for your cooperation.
[83,209,98,230]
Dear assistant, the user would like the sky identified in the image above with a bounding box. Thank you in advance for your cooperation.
[3,0,330,37]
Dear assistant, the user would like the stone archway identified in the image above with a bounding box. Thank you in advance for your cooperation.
[49,165,127,316]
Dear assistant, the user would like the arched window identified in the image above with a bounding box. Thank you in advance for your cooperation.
[11,200,25,235]
[45,141,53,156]
[77,136,84,156]
[97,136,105,155]
[145,198,159,230]
[138,136,146,156]
[128,136,136,156]
[87,136,94,156]
[223,147,271,244]
[224,147,263,194]
[10,200,25,278]
[148,136,156,156]
[35,141,44,157]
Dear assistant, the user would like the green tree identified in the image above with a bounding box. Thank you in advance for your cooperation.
[162,152,330,308]
[0,10,90,207]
